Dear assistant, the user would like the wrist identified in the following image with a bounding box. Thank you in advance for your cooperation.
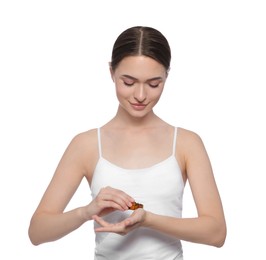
[78,206,92,222]
[142,210,153,228]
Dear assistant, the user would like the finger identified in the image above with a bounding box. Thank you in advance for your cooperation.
[93,217,139,236]
[99,200,125,211]
[92,215,126,233]
[100,188,134,210]
[95,223,125,234]
[105,187,135,207]
[124,218,133,227]
[102,194,130,210]
[124,209,144,226]
[92,215,110,228]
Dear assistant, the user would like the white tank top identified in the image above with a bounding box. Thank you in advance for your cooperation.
[91,127,184,260]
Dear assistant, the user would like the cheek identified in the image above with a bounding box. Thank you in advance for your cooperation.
[115,85,131,99]
[149,87,164,101]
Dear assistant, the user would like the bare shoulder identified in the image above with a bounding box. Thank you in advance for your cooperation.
[176,127,213,178]
[177,127,204,147]
[175,127,208,172]
[69,128,99,158]
[67,128,99,179]
[71,128,98,148]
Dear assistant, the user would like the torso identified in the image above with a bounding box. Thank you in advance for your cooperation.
[90,123,185,259]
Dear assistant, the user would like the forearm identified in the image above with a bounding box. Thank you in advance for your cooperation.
[143,212,226,247]
[28,206,90,245]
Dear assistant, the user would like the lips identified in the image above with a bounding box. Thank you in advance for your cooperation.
[129,102,147,110]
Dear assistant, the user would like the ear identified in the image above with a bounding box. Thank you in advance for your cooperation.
[166,67,171,78]
[109,62,115,82]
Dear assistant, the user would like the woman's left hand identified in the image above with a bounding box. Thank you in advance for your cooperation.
[92,208,146,235]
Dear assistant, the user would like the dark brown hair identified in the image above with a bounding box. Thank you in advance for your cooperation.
[110,26,171,71]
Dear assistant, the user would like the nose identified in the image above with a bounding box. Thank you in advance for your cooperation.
[134,84,147,103]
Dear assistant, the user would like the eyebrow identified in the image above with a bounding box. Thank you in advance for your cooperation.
[121,74,163,81]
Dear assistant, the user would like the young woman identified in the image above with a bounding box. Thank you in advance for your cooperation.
[28,26,226,259]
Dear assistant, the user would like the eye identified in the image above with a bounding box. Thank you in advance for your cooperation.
[149,83,159,88]
[148,80,161,88]
[124,82,134,86]
[123,80,135,86]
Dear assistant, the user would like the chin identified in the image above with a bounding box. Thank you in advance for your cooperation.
[129,110,152,119]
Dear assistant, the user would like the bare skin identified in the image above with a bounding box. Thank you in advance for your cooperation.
[28,56,226,247]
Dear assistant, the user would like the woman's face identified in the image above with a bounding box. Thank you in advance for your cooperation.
[111,55,168,118]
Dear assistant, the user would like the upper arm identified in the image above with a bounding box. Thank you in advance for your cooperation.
[34,130,98,215]
[178,129,225,221]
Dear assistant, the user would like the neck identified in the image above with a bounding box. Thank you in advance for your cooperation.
[109,105,162,129]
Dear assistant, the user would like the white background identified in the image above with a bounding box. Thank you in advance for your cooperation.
[1,0,265,259]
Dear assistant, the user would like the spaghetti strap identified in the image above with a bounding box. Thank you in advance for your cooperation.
[172,127,178,155]
[97,128,102,158]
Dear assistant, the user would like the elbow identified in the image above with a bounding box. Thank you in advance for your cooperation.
[28,218,44,246]
[28,234,38,246]
[210,221,227,248]
[216,227,227,248]
[29,239,40,246]
[212,235,226,248]
[198,215,227,247]
[28,226,40,246]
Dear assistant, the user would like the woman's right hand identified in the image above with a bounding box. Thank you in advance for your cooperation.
[86,186,135,219]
